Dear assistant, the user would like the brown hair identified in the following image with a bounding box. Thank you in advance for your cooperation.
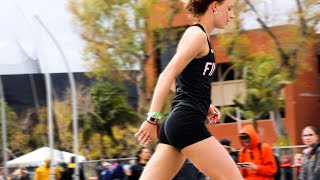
[305,126,319,136]
[186,0,225,19]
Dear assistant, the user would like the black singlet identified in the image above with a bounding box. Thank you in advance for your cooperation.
[159,24,217,150]
[172,24,216,115]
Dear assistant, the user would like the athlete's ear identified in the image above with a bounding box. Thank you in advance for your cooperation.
[211,1,219,12]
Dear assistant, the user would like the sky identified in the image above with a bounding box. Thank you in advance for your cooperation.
[0,0,86,73]
[0,0,318,74]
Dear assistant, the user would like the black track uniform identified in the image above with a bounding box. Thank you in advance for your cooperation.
[159,24,217,150]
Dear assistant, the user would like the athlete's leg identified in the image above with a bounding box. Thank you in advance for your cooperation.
[139,143,186,180]
[181,136,243,180]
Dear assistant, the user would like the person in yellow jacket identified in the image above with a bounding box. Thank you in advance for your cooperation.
[34,157,60,180]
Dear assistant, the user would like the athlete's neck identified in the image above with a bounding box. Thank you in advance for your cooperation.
[195,22,214,37]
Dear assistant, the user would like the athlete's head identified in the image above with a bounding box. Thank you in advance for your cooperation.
[186,0,235,29]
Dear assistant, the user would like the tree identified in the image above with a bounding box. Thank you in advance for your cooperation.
[0,104,31,159]
[221,54,288,132]
[79,82,139,158]
[68,0,183,113]
[220,0,319,137]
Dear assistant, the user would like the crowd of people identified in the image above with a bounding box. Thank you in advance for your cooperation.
[0,124,318,180]
[218,125,320,180]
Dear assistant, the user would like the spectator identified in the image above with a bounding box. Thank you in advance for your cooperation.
[61,156,85,180]
[110,159,125,180]
[280,155,293,180]
[11,165,30,180]
[100,162,112,180]
[122,160,135,177]
[129,147,151,180]
[299,126,320,180]
[238,125,277,180]
[97,160,107,180]
[220,138,238,163]
[34,157,60,180]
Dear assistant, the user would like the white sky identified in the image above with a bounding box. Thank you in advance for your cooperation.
[0,0,86,73]
[0,0,318,73]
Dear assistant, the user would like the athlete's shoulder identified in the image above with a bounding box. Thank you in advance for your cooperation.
[178,26,207,49]
[183,26,207,41]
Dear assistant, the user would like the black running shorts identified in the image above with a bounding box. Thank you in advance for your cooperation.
[159,105,212,151]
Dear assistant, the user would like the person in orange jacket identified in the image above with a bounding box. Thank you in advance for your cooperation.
[238,125,277,180]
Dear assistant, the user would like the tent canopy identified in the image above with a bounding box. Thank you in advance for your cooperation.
[7,147,86,167]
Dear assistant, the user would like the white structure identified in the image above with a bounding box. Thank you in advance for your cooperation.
[7,147,86,167]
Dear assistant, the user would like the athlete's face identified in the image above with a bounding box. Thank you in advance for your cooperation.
[302,127,319,147]
[212,0,235,29]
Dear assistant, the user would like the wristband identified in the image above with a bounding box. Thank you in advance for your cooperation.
[145,120,157,125]
[146,116,159,124]
[147,112,161,119]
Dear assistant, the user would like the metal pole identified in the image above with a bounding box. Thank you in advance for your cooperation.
[0,76,8,179]
[34,15,55,180]
[35,16,79,180]
[45,73,55,180]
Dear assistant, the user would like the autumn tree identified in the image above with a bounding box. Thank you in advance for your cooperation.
[0,104,31,160]
[68,0,183,113]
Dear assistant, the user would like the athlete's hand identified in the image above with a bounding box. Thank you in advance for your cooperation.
[207,105,220,125]
[135,121,158,146]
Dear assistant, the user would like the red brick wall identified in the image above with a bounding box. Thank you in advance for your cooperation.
[285,46,320,145]
[207,120,278,149]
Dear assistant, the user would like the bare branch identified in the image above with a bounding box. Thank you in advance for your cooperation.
[295,0,307,35]
[244,0,290,66]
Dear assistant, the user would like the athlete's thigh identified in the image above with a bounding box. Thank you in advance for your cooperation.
[181,137,243,180]
[140,143,186,180]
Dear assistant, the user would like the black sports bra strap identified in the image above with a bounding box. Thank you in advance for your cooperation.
[192,24,212,49]
[193,24,206,33]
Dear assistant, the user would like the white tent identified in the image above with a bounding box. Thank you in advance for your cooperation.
[6,147,86,167]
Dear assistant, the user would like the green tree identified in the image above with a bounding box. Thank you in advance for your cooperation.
[221,54,288,131]
[0,104,31,159]
[68,0,183,113]
[79,82,139,158]
[220,0,319,137]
